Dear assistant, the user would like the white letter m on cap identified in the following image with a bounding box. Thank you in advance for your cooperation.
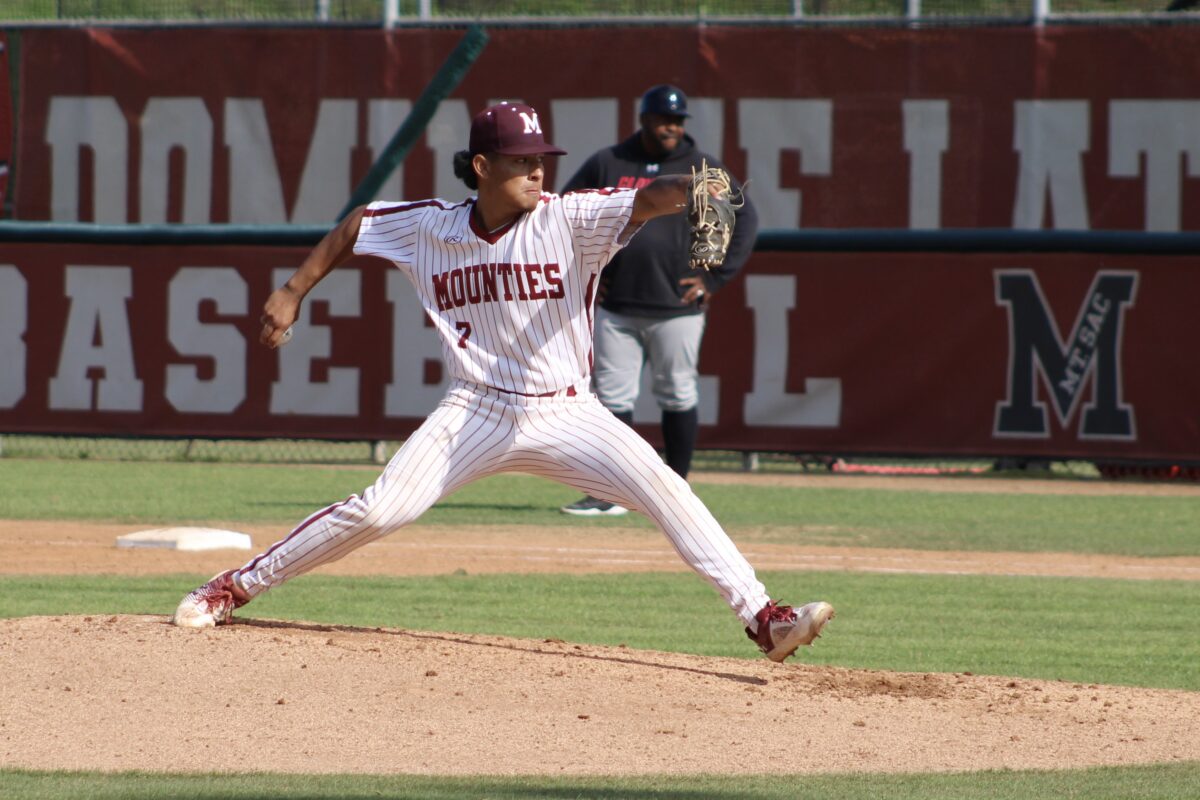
[519,112,542,134]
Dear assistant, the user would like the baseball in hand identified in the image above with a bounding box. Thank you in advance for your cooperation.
[279,326,294,345]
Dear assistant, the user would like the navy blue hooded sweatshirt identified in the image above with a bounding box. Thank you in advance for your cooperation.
[561,131,759,319]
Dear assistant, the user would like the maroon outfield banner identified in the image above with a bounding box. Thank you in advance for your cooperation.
[11,25,1200,231]
[1,247,1197,462]
[5,24,1199,459]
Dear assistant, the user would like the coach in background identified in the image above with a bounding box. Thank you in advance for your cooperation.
[561,84,758,516]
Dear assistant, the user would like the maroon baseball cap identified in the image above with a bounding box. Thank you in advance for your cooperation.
[468,102,567,157]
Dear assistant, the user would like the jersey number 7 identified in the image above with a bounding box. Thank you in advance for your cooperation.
[455,321,472,349]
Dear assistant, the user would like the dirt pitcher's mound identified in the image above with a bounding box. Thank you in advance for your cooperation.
[2,615,1198,776]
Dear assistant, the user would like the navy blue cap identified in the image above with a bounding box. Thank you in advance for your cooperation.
[639,85,690,118]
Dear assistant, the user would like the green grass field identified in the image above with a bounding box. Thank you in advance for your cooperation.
[3,569,1199,689]
[3,460,1199,556]
[3,762,1199,800]
[1,458,1198,799]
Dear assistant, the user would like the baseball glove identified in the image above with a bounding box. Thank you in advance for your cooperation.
[687,160,744,271]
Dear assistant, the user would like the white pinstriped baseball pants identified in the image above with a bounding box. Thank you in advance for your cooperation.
[235,380,771,627]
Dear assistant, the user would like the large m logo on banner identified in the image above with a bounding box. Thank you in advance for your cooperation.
[994,270,1138,440]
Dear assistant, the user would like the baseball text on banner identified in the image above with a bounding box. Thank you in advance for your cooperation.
[1,246,1196,462]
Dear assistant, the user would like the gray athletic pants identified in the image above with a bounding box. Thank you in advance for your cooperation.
[593,308,706,413]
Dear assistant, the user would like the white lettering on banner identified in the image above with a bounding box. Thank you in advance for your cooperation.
[0,266,27,409]
[46,97,128,223]
[1109,101,1200,233]
[1012,101,1091,230]
[293,99,356,223]
[552,98,618,192]
[140,98,213,223]
[224,98,287,223]
[165,268,248,413]
[48,267,144,411]
[225,98,356,223]
[368,99,413,201]
[742,275,841,428]
[426,99,471,203]
[737,99,832,229]
[269,267,361,416]
[38,94,1200,230]
[384,270,446,416]
[903,100,949,230]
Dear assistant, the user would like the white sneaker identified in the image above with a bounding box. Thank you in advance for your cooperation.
[746,600,835,662]
[560,496,629,517]
[172,570,248,628]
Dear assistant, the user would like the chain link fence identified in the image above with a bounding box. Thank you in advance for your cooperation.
[9,434,1193,482]
[1,0,1192,23]
[0,433,1113,480]
[9,0,385,21]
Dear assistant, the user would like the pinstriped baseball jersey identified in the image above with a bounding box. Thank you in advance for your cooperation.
[229,187,774,630]
[354,189,637,396]
[173,100,831,657]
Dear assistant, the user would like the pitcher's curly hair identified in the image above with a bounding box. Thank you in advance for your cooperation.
[453,150,479,190]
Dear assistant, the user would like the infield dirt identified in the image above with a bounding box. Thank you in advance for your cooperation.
[2,472,1199,775]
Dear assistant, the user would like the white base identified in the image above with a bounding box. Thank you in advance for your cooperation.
[117,527,253,552]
